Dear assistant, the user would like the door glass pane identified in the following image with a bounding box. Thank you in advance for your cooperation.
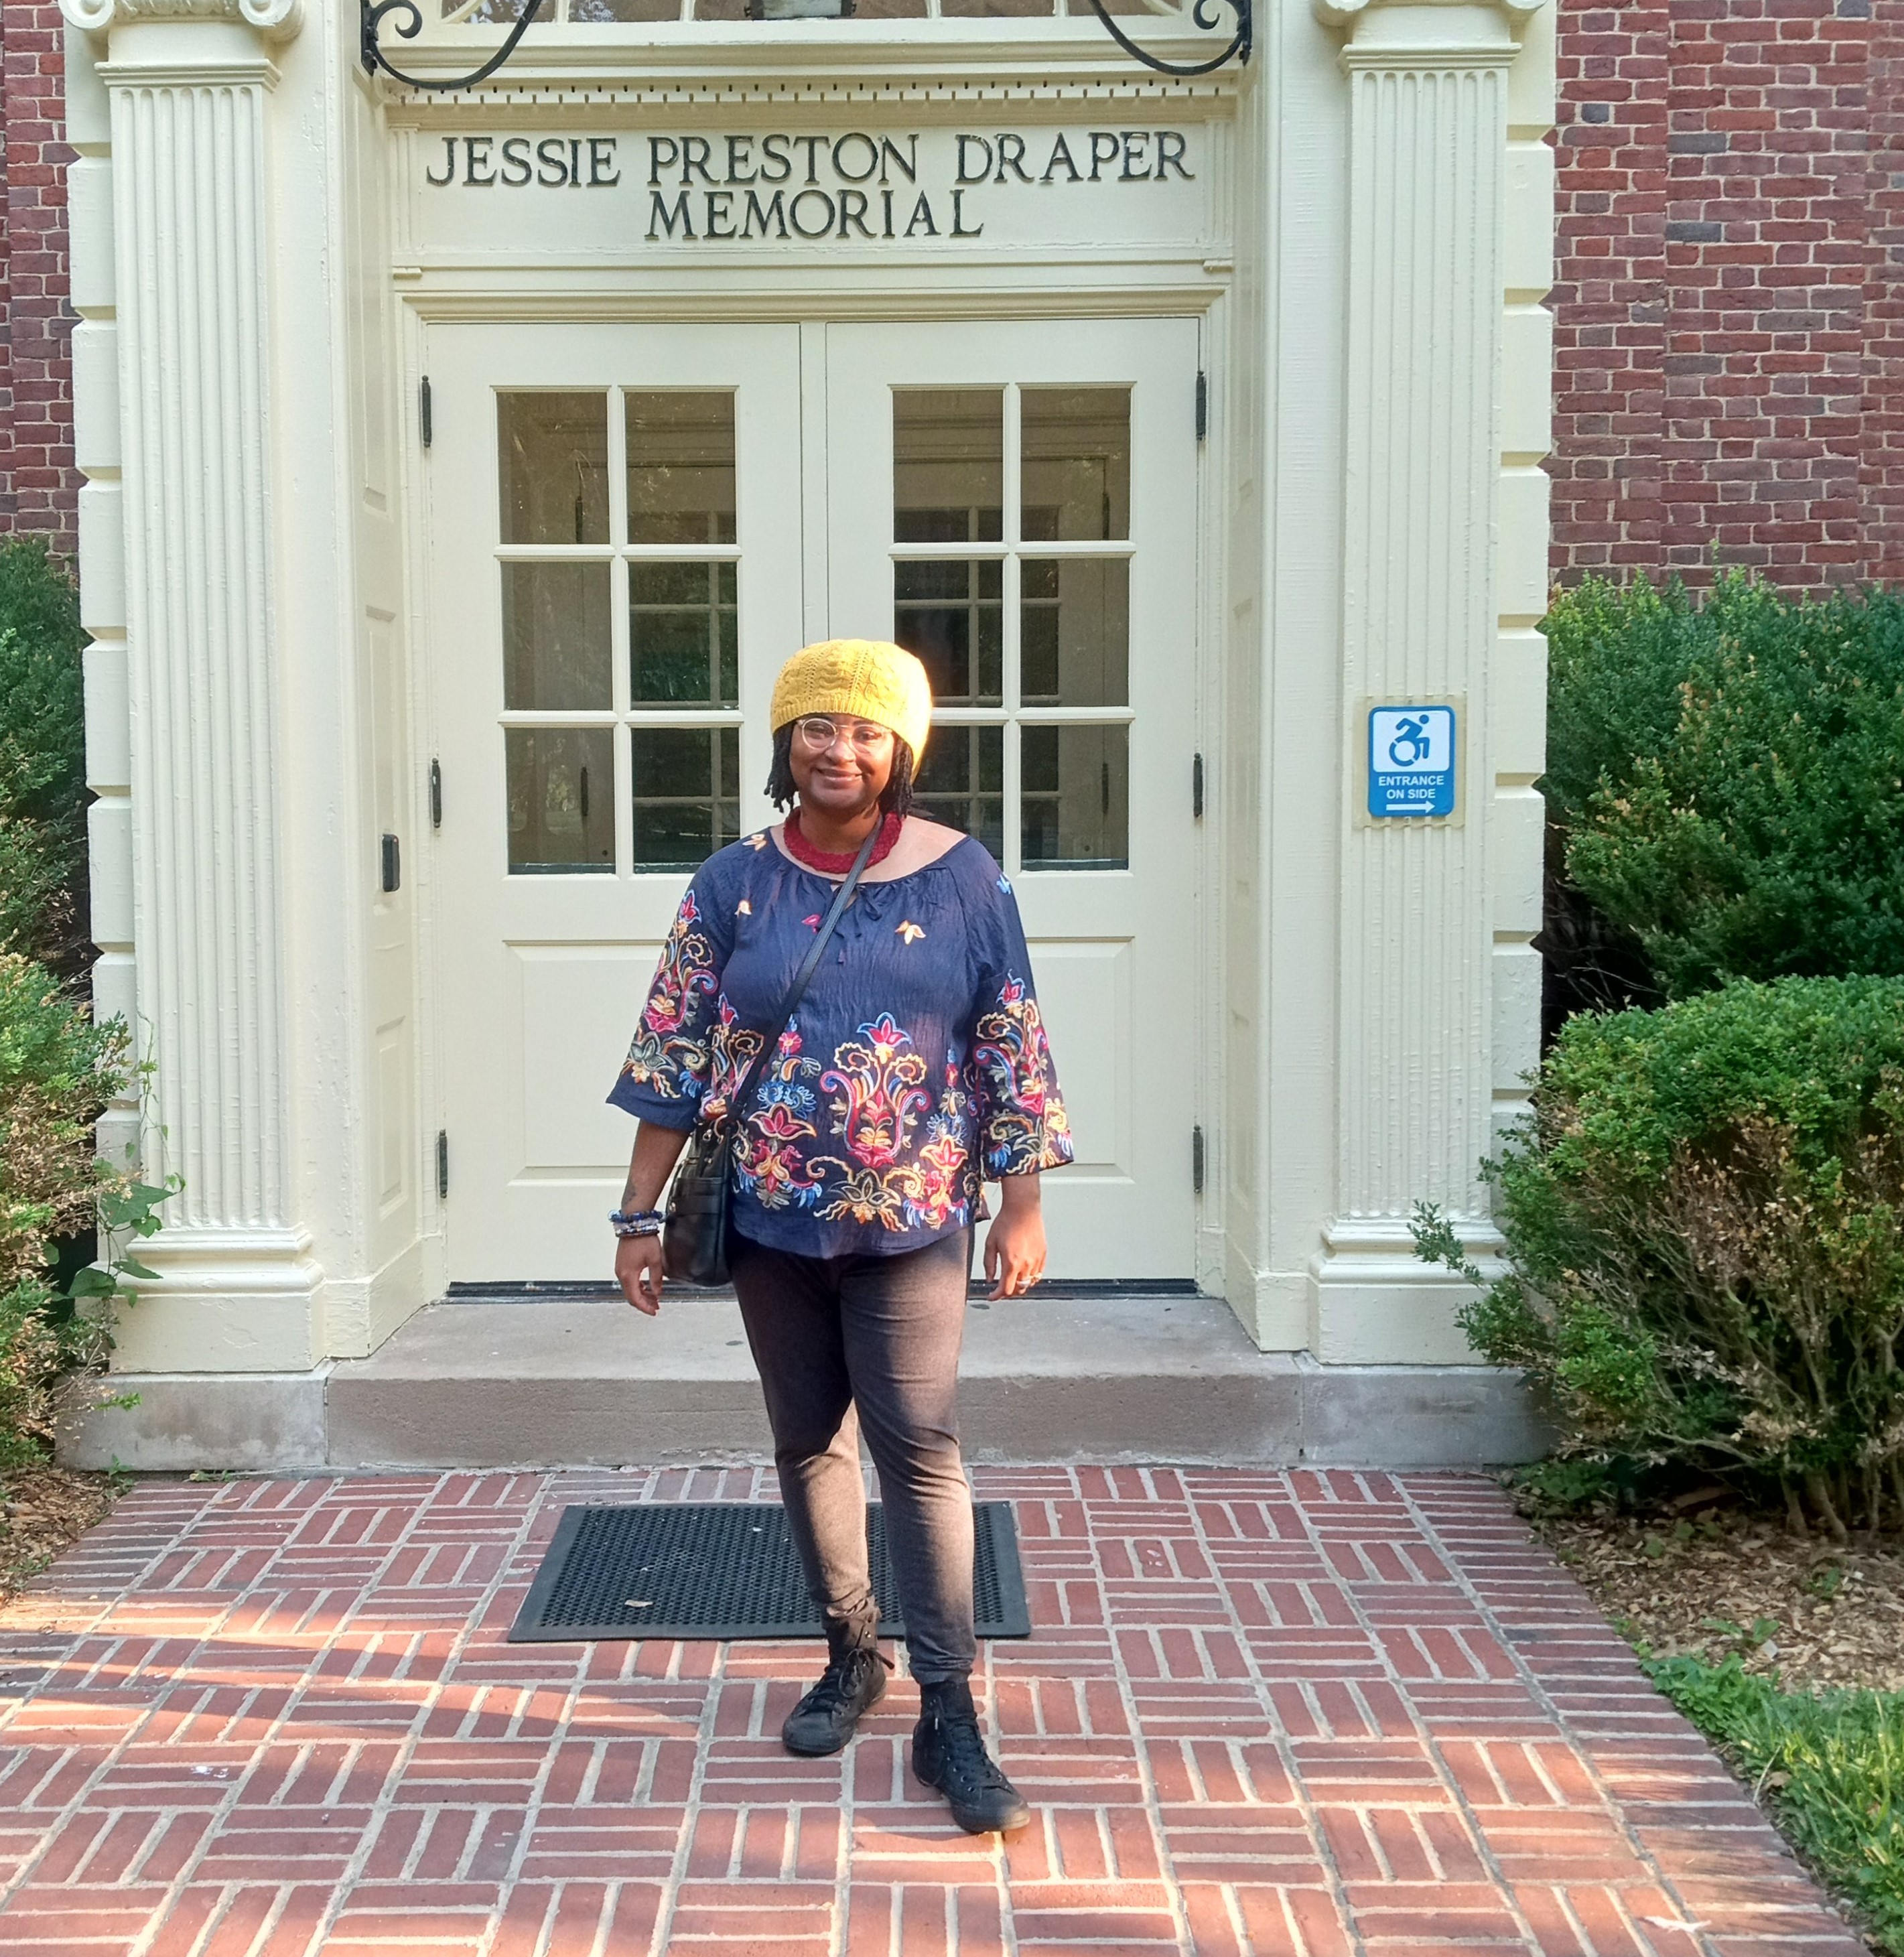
[1022,724,1128,870]
[498,393,609,545]
[915,726,1003,859]
[502,563,611,711]
[1021,388,1131,542]
[506,727,614,874]
[631,561,739,706]
[626,393,738,546]
[894,390,1004,543]
[1020,558,1128,707]
[632,726,742,871]
[894,558,1002,705]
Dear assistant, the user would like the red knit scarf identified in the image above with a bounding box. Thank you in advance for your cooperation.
[783,807,904,874]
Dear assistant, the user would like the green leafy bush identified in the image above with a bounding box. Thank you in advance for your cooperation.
[0,953,166,1464]
[0,541,86,971]
[1542,573,1904,998]
[1414,975,1904,1538]
[1646,1654,1904,1954]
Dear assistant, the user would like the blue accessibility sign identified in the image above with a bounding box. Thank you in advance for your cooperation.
[1367,705,1456,818]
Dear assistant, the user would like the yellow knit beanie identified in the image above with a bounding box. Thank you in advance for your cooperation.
[770,639,933,764]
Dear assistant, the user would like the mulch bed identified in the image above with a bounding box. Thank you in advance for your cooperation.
[1528,1489,1904,1693]
[0,1468,118,1607]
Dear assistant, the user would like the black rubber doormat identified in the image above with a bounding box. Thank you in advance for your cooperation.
[507,1501,1032,1643]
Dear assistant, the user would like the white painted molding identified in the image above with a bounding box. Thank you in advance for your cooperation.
[88,22,322,1343]
[1312,0,1544,50]
[60,0,302,44]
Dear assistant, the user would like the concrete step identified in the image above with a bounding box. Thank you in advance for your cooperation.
[61,1292,1548,1471]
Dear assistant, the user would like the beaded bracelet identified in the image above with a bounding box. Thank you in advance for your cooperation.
[609,1209,666,1239]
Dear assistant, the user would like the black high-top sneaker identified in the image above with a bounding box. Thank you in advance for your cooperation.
[910,1678,1031,1834]
[780,1614,890,1757]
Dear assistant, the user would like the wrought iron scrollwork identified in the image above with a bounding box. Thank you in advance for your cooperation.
[1083,0,1250,76]
[360,0,1247,91]
[361,0,547,88]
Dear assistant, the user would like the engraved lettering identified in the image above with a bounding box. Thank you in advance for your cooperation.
[837,186,874,237]
[1087,131,1119,182]
[742,188,788,239]
[904,192,938,237]
[681,137,715,186]
[500,136,532,186]
[464,136,495,187]
[879,135,918,184]
[994,133,1032,184]
[726,134,757,184]
[832,132,879,183]
[648,137,679,186]
[760,134,793,184]
[1119,130,1150,180]
[794,135,826,185]
[950,187,983,237]
[425,136,456,187]
[537,137,569,186]
[788,187,835,237]
[1041,133,1081,184]
[955,134,993,185]
[1154,129,1191,180]
[648,190,695,240]
[705,189,735,239]
[589,137,619,187]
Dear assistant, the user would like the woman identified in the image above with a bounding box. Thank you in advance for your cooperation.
[606,638,1073,1836]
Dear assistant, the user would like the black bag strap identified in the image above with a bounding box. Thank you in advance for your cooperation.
[714,819,882,1134]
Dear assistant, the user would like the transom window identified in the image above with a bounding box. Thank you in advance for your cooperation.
[458,0,1163,21]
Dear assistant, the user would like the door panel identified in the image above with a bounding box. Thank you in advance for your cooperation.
[429,324,803,1280]
[430,318,1199,1285]
[826,320,1201,1280]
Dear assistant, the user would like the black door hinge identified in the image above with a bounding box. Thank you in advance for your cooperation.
[380,833,401,893]
[1193,1124,1205,1195]
[420,375,433,449]
[429,758,442,829]
[1193,752,1205,820]
[1195,370,1207,443]
[436,1129,449,1201]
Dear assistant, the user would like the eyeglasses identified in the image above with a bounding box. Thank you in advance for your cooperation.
[792,716,895,754]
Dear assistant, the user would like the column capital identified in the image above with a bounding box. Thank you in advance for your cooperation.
[1312,0,1542,57]
[60,0,302,46]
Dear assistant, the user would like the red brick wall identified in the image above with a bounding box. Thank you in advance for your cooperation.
[1552,0,1904,588]
[0,0,78,561]
[7,0,1904,590]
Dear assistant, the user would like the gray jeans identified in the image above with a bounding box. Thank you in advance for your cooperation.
[730,1226,975,1684]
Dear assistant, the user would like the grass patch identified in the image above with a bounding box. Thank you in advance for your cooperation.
[1645,1651,1904,1953]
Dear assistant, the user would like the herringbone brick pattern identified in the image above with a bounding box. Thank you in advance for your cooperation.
[0,1468,1861,1954]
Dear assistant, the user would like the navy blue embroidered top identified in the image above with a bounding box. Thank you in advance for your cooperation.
[608,829,1073,1258]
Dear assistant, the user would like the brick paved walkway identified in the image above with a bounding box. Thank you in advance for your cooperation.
[0,1468,1863,1957]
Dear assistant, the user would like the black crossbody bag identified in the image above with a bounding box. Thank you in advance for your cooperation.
[661,821,882,1286]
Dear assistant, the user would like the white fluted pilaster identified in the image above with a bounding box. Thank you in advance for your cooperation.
[64,0,321,1367]
[1310,0,1541,1361]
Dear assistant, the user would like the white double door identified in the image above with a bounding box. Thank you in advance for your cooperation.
[425,318,1200,1284]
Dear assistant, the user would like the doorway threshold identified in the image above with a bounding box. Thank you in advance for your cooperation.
[444,1278,1203,1302]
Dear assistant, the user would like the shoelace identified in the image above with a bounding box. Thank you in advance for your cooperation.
[930,1713,1012,1793]
[801,1648,886,1714]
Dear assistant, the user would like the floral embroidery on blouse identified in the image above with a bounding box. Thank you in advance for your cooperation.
[616,889,720,1103]
[609,833,1074,1258]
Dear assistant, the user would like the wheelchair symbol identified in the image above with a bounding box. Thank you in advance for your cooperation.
[1387,716,1434,766]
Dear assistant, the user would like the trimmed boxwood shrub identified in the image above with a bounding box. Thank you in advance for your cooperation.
[1542,574,1904,1000]
[0,540,86,973]
[1415,975,1904,1538]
